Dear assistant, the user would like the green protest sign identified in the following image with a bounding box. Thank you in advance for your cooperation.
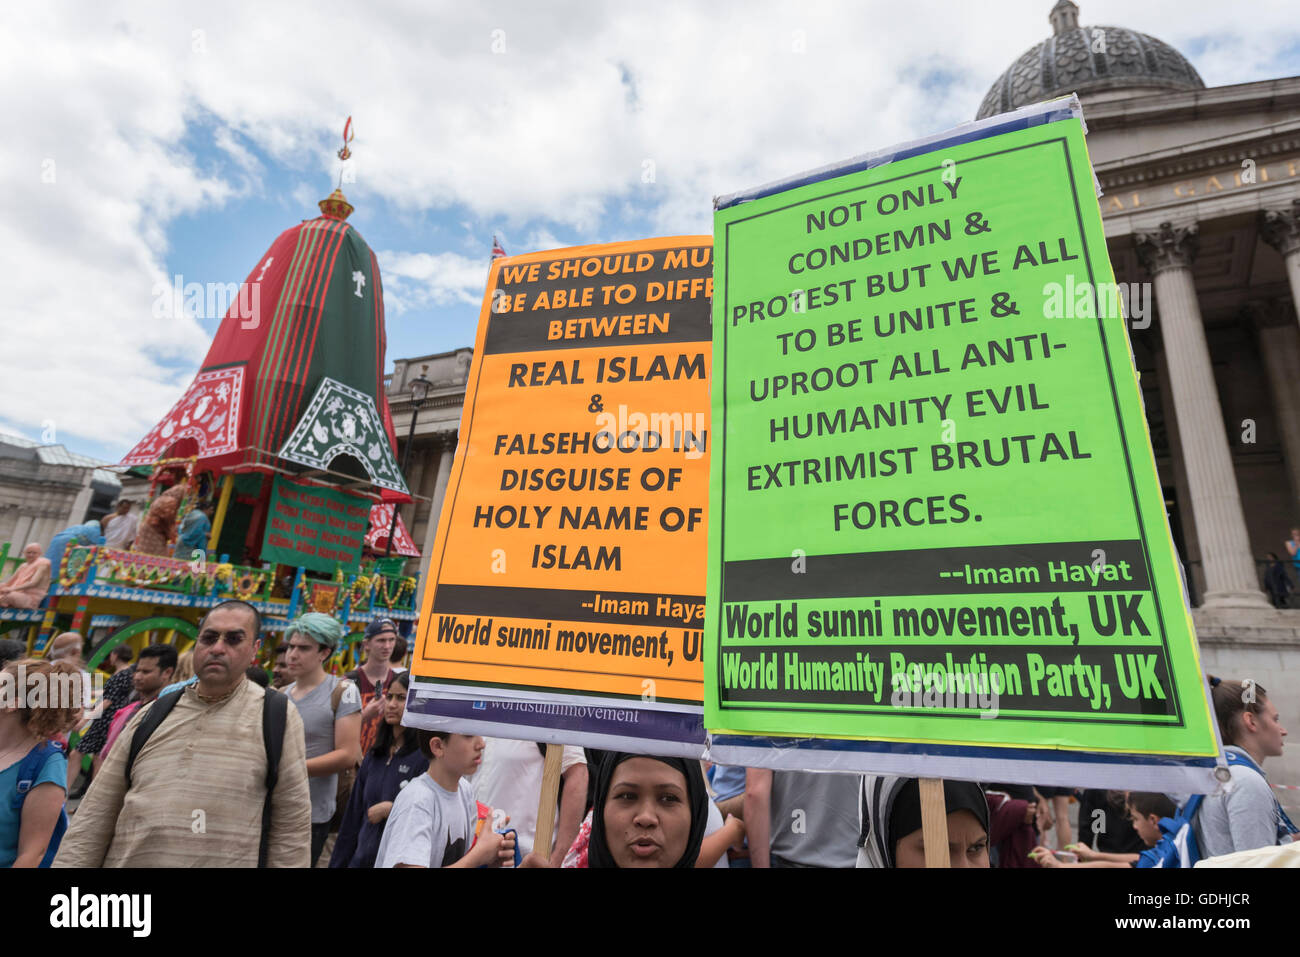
[706,113,1218,761]
[261,475,370,575]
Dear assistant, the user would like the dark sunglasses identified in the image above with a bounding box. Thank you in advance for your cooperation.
[198,631,250,647]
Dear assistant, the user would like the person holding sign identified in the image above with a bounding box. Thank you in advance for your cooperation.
[745,768,860,868]
[559,754,744,868]
[473,738,586,865]
[375,729,515,868]
[856,776,990,868]
[523,752,708,868]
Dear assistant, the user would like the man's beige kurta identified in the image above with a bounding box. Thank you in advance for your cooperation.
[54,678,310,867]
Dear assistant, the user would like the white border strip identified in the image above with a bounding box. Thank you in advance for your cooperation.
[707,739,1220,794]
[714,95,1089,210]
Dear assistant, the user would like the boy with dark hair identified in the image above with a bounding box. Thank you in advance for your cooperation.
[1031,792,1179,867]
[375,730,514,868]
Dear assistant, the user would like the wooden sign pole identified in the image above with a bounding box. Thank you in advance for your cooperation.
[919,777,950,868]
[532,743,565,863]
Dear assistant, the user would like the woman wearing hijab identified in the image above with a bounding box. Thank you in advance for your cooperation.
[0,544,51,609]
[857,775,991,868]
[560,753,743,868]
[522,752,709,868]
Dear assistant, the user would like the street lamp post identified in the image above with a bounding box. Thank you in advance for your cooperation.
[385,364,433,557]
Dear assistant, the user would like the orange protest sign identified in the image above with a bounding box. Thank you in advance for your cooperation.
[412,236,712,709]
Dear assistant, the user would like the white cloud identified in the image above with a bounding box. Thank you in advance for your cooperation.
[377,249,490,313]
[522,228,565,255]
[1,0,1297,457]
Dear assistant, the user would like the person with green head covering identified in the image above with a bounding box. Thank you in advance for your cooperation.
[283,612,363,866]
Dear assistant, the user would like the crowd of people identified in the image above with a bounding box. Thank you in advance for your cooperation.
[0,599,1294,869]
[0,499,225,612]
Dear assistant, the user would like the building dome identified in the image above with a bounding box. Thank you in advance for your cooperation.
[976,1,1205,119]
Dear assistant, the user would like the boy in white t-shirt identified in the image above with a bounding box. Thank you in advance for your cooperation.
[376,730,515,868]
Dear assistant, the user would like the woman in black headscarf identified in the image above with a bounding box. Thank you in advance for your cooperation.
[587,752,709,869]
[857,775,991,868]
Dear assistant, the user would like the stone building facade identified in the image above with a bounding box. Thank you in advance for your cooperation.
[0,434,120,554]
[981,1,1300,803]
[385,348,473,604]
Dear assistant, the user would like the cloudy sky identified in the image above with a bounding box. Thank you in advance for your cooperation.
[4,0,1298,462]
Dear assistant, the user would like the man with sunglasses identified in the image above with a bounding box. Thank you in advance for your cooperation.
[54,600,311,867]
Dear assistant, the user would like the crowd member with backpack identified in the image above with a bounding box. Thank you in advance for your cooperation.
[1,657,82,867]
[1195,675,1297,857]
[329,671,426,868]
[283,612,362,866]
[53,600,311,867]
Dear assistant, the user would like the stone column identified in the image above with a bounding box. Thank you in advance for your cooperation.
[415,433,457,608]
[1260,200,1300,330]
[1136,222,1269,608]
[1251,305,1300,508]
[403,441,429,541]
[10,513,34,549]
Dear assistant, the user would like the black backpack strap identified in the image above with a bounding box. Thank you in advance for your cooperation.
[124,688,186,789]
[258,688,289,868]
